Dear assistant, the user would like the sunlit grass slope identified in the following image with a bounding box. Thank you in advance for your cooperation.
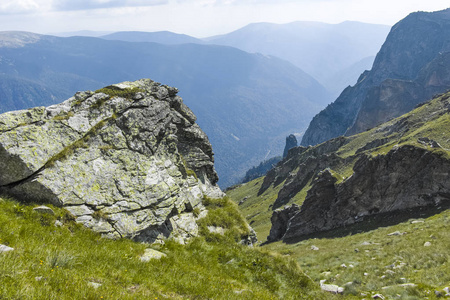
[0,196,328,299]
[228,92,450,298]
[266,208,450,299]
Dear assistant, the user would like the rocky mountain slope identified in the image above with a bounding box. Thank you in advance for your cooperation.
[301,8,450,146]
[0,31,330,188]
[207,21,389,94]
[0,79,225,244]
[228,90,450,242]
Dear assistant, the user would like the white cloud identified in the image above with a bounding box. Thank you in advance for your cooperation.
[53,0,168,11]
[0,0,39,14]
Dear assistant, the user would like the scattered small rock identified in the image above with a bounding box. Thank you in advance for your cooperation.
[88,282,102,289]
[234,289,250,295]
[310,245,319,251]
[33,205,55,215]
[372,293,385,299]
[399,283,417,288]
[340,263,347,268]
[430,234,437,239]
[35,276,43,281]
[239,196,249,205]
[207,226,226,235]
[393,262,406,269]
[411,220,424,224]
[424,241,432,247]
[54,220,63,227]
[361,241,372,246]
[385,270,395,275]
[387,231,406,236]
[354,248,360,252]
[140,248,167,262]
[349,264,354,268]
[321,271,332,277]
[364,272,369,276]
[443,286,450,296]
[417,137,441,148]
[435,290,443,297]
[320,280,344,294]
[0,244,14,253]
[380,275,386,279]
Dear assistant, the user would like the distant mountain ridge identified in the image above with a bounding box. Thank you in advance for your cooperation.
[101,31,204,45]
[302,8,450,146]
[206,21,390,94]
[0,31,330,188]
[90,21,390,95]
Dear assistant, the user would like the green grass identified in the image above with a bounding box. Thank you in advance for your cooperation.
[265,209,450,299]
[226,177,280,241]
[0,196,326,299]
[227,92,450,298]
[94,87,144,100]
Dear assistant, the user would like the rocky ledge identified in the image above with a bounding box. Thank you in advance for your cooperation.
[272,145,450,241]
[0,79,224,244]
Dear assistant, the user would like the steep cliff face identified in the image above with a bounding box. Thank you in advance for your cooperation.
[263,91,450,241]
[0,79,223,244]
[283,146,450,240]
[301,8,450,146]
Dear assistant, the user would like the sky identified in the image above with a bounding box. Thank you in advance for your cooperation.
[0,0,449,37]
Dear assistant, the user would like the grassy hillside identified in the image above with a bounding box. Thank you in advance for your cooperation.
[0,196,328,299]
[227,91,450,298]
[228,91,450,240]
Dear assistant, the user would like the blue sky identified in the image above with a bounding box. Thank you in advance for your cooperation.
[0,0,449,37]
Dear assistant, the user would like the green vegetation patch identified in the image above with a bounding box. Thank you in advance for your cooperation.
[95,86,145,100]
[0,196,324,299]
[265,208,450,299]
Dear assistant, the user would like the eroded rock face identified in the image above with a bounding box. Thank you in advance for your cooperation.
[301,8,450,146]
[282,145,450,240]
[0,79,223,243]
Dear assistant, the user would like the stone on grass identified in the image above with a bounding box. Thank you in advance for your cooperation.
[319,280,344,294]
[207,226,225,235]
[372,294,385,299]
[424,241,431,247]
[54,220,63,227]
[387,231,406,236]
[88,282,102,289]
[140,248,167,262]
[0,245,14,253]
[33,205,55,215]
[310,245,319,251]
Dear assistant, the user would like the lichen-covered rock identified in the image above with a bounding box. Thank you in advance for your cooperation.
[0,79,223,244]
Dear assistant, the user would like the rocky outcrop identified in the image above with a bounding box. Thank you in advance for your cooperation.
[283,134,298,158]
[259,136,348,207]
[267,204,300,242]
[282,145,450,240]
[302,8,450,146]
[0,79,223,244]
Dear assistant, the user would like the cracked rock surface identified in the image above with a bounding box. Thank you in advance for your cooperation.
[0,79,223,243]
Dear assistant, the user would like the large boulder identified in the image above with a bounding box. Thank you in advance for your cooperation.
[0,79,223,243]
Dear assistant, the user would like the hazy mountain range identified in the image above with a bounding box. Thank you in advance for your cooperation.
[0,31,329,187]
[90,21,390,96]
